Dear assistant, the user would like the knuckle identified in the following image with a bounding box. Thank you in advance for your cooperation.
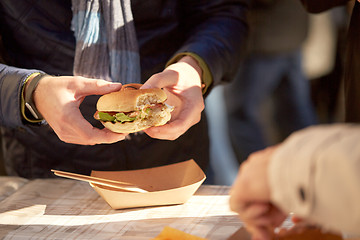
[56,131,71,143]
[199,101,205,111]
[94,79,105,88]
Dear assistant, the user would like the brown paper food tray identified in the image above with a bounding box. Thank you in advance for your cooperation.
[90,159,206,209]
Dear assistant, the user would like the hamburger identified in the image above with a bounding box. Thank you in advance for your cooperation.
[94,84,174,133]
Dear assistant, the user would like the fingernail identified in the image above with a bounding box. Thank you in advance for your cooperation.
[109,83,122,88]
[141,84,153,89]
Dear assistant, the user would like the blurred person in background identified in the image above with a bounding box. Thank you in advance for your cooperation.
[0,0,249,178]
[230,1,360,239]
[301,0,360,123]
[224,0,317,164]
[230,124,360,240]
[305,5,350,123]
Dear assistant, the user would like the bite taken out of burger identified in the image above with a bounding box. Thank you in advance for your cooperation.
[94,83,174,133]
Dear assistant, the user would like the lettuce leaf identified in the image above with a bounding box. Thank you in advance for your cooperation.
[98,112,116,122]
[99,112,137,123]
[114,113,136,123]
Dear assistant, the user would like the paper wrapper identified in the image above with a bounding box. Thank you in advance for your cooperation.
[90,159,206,209]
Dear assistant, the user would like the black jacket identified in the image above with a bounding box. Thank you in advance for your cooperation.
[0,0,249,178]
[248,0,309,55]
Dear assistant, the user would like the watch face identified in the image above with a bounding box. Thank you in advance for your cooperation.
[25,102,41,120]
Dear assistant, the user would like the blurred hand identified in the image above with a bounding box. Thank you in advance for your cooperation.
[141,55,204,140]
[229,146,288,240]
[33,75,128,145]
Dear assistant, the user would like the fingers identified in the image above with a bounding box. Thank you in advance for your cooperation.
[144,98,202,139]
[67,120,127,145]
[56,128,126,145]
[144,118,196,140]
[243,213,279,240]
[142,72,204,140]
[248,225,274,240]
[144,94,203,140]
[234,202,286,227]
[291,215,304,224]
[141,71,178,90]
[34,75,126,145]
[73,77,122,97]
[241,203,271,220]
[47,101,127,145]
[230,199,287,240]
[82,129,127,145]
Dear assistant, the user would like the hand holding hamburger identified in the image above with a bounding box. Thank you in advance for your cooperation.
[95,55,205,140]
[139,55,205,140]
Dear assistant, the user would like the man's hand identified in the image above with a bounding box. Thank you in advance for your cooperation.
[141,56,204,140]
[33,75,128,145]
[229,146,287,240]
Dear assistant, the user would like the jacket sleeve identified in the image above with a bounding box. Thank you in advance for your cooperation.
[300,0,350,13]
[171,0,249,93]
[252,0,277,8]
[268,124,360,235]
[0,63,42,129]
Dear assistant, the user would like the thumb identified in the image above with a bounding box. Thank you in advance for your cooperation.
[141,75,160,90]
[141,70,178,90]
[77,78,122,96]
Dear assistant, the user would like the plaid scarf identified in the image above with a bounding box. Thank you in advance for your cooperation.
[71,0,140,84]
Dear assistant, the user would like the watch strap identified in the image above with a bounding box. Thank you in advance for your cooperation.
[24,73,47,120]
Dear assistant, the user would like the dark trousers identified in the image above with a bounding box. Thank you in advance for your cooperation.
[224,50,317,163]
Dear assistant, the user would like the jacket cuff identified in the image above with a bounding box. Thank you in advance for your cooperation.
[166,52,213,95]
[0,64,43,129]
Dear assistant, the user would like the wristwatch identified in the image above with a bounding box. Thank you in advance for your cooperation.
[24,73,47,120]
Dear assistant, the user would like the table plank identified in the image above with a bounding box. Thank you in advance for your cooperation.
[0,177,28,203]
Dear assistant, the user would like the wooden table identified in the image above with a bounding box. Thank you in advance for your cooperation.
[0,177,244,239]
[1,177,358,240]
